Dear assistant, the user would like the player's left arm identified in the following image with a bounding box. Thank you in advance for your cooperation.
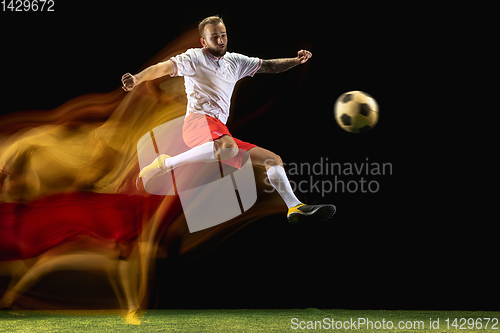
[256,50,312,74]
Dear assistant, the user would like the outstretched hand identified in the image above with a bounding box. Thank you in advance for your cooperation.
[297,50,312,64]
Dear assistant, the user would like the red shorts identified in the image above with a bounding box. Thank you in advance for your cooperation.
[182,113,256,169]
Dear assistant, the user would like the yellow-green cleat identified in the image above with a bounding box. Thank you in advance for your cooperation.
[136,154,171,190]
[287,203,336,224]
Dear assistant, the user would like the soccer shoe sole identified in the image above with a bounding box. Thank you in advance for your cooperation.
[287,204,336,225]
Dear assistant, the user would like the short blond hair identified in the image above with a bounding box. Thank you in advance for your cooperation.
[198,15,224,37]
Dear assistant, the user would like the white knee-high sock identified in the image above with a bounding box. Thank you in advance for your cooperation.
[266,165,302,209]
[164,142,216,170]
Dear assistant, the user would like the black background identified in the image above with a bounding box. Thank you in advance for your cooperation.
[1,2,494,310]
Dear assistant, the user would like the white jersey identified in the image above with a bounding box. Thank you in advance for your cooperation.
[168,48,262,124]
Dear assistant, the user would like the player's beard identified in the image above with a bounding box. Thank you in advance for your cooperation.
[206,44,227,58]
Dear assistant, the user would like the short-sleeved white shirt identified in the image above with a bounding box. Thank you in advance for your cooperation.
[168,48,262,124]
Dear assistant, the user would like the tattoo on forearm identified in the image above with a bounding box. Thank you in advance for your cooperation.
[257,58,299,74]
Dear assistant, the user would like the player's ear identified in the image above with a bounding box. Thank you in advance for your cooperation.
[200,37,207,48]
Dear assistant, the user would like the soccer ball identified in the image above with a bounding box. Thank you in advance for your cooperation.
[334,91,379,133]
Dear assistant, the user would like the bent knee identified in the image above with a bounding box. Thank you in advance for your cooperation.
[215,138,239,160]
[219,146,239,160]
[265,154,283,168]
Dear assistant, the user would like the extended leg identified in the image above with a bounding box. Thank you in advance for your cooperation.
[249,146,336,224]
[249,147,301,209]
[137,135,239,189]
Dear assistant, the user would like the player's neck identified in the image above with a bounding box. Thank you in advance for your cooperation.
[203,47,225,60]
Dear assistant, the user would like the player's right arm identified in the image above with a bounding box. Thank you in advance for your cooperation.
[121,60,174,91]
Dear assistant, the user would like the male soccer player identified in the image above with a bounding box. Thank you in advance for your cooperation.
[122,16,335,224]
